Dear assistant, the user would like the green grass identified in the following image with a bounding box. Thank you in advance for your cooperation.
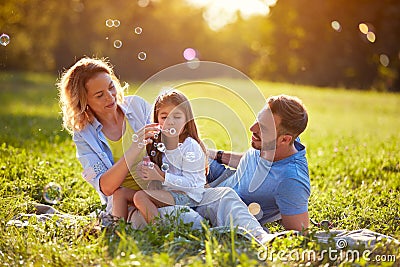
[0,72,399,266]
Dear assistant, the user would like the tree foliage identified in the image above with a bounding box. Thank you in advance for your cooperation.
[1,0,399,91]
[254,0,400,90]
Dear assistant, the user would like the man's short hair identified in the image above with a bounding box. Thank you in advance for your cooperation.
[267,94,308,142]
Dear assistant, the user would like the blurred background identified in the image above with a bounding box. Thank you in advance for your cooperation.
[1,0,399,91]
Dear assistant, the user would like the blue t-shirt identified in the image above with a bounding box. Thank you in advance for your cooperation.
[232,141,310,225]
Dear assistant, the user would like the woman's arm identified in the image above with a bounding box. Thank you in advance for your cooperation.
[74,133,109,199]
[99,123,161,196]
[75,123,160,196]
[99,143,144,196]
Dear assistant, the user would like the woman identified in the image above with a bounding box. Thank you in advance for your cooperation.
[58,57,158,217]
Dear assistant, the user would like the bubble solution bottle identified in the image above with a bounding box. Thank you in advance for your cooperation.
[142,156,151,166]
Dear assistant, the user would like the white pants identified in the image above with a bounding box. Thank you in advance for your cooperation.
[127,187,268,240]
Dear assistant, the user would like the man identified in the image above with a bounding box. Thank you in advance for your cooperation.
[208,94,310,232]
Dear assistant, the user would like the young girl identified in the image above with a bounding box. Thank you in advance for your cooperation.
[133,90,208,223]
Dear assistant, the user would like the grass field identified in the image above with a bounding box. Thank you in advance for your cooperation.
[0,72,399,266]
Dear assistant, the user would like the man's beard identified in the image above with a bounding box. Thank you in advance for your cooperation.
[251,139,276,151]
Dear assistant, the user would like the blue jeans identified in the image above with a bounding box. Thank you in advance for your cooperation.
[207,159,236,187]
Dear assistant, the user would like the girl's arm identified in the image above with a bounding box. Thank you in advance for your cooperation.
[139,146,206,189]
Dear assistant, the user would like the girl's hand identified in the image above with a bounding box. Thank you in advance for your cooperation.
[147,180,162,190]
[138,162,165,182]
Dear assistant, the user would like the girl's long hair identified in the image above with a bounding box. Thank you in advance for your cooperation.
[146,90,208,170]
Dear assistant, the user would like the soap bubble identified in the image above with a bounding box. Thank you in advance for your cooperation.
[132,134,139,142]
[105,19,120,28]
[366,32,376,43]
[248,202,263,220]
[150,150,156,157]
[105,19,114,27]
[0,33,10,47]
[138,0,150,7]
[169,128,177,135]
[138,52,147,61]
[138,142,144,148]
[43,182,62,204]
[331,21,341,32]
[154,133,159,139]
[134,27,142,35]
[114,40,122,49]
[148,162,155,169]
[359,23,369,34]
[186,58,200,69]
[248,202,260,215]
[161,163,169,172]
[72,1,84,12]
[379,54,389,67]
[157,143,166,152]
[183,48,196,60]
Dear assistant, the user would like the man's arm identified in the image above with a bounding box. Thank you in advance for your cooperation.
[275,177,310,232]
[208,149,243,168]
[281,212,309,232]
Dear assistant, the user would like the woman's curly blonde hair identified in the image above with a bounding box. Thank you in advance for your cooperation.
[57,57,126,133]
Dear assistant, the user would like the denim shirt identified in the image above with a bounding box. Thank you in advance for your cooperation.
[73,95,151,214]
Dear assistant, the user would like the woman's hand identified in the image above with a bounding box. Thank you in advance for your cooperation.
[143,123,161,141]
[130,123,161,154]
[132,123,160,146]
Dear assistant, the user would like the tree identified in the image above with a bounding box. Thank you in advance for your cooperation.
[248,0,400,90]
[1,0,399,91]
